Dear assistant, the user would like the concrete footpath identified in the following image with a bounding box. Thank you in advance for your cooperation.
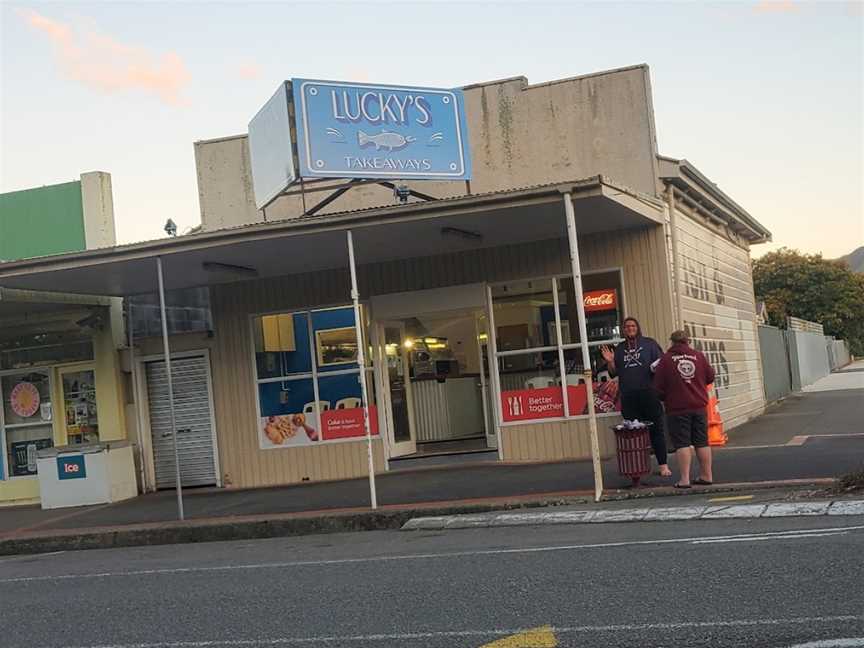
[0,362,861,555]
[402,497,864,530]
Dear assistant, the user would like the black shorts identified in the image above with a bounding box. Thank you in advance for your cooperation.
[667,412,708,450]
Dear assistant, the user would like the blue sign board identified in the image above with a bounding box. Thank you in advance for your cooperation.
[292,79,471,181]
[57,455,86,480]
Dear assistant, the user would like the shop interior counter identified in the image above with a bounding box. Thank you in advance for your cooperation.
[411,376,486,442]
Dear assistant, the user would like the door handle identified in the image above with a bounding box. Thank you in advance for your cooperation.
[163,428,191,438]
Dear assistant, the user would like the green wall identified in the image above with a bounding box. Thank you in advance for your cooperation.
[0,181,87,261]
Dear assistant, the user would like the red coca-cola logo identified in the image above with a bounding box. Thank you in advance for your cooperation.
[583,290,617,312]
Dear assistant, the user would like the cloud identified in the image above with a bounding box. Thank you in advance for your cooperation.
[753,1,800,13]
[17,9,191,106]
[237,62,261,81]
[345,68,371,83]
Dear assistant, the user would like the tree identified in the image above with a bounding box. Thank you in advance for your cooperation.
[753,248,864,355]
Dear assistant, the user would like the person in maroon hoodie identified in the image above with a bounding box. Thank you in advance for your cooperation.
[653,330,716,488]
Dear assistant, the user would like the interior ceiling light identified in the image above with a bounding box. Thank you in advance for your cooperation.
[441,226,482,241]
[202,261,259,278]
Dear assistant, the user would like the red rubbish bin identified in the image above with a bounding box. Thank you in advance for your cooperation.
[612,423,652,487]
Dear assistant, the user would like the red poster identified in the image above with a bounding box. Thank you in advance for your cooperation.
[501,382,621,423]
[321,406,379,440]
[501,387,564,422]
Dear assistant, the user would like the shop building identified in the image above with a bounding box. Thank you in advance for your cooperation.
[0,173,129,505]
[0,65,771,495]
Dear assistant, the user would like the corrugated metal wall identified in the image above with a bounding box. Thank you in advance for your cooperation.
[826,338,851,371]
[676,210,766,429]
[758,325,794,404]
[791,330,832,389]
[208,225,674,485]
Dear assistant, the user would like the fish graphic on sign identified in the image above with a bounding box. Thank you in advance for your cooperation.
[358,130,416,152]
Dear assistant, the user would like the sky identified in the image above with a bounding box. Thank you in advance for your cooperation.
[1,0,862,258]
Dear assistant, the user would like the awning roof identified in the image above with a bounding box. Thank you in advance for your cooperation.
[657,155,771,243]
[0,287,111,318]
[0,177,663,297]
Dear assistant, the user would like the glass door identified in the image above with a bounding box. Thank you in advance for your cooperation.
[380,321,416,458]
[60,368,99,445]
[475,311,497,449]
[1,370,54,479]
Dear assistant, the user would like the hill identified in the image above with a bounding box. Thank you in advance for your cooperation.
[839,246,864,273]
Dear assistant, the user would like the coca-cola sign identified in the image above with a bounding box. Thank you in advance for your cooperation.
[583,289,617,312]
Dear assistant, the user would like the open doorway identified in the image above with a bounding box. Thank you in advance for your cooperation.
[376,307,497,466]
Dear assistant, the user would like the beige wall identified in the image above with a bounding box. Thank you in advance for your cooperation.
[80,171,117,249]
[205,225,673,483]
[674,207,766,429]
[195,65,660,230]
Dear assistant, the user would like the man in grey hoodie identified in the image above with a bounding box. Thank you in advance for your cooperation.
[601,317,670,478]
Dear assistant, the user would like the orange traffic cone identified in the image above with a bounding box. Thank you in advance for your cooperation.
[706,383,727,446]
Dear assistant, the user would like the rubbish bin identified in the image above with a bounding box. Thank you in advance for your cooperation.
[612,422,652,487]
[36,441,137,509]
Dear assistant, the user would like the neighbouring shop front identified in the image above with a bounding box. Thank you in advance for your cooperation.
[0,293,129,505]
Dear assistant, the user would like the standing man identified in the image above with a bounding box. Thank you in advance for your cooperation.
[600,317,670,478]
[653,330,716,488]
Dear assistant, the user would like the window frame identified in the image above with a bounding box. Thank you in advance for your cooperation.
[488,268,627,427]
[0,367,55,481]
[250,302,374,448]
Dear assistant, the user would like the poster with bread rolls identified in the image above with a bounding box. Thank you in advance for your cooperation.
[258,379,319,449]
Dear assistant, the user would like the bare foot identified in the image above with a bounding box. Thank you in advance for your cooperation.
[659,465,672,478]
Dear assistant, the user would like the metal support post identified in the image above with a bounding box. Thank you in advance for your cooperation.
[156,256,184,520]
[347,230,378,509]
[563,193,604,502]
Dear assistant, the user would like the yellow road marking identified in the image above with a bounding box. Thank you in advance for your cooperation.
[708,495,754,503]
[479,625,558,647]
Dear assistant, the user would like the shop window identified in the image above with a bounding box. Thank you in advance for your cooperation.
[311,308,360,373]
[491,278,564,422]
[491,279,555,352]
[253,312,311,379]
[128,288,213,339]
[557,271,623,346]
[490,273,624,425]
[259,378,319,447]
[253,306,377,450]
[1,371,54,479]
[317,373,378,441]
[0,332,93,371]
[61,370,99,445]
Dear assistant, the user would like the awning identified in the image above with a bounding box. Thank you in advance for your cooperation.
[0,177,663,297]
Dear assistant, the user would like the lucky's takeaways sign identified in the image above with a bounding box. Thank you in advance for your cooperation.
[292,79,472,181]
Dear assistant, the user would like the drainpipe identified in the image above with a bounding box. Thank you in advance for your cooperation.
[667,184,685,329]
[127,300,148,493]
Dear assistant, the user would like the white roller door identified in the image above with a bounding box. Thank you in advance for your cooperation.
[145,355,218,488]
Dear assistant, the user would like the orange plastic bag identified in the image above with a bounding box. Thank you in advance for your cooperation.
[706,383,727,446]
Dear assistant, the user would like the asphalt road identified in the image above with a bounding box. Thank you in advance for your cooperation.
[2,518,863,648]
